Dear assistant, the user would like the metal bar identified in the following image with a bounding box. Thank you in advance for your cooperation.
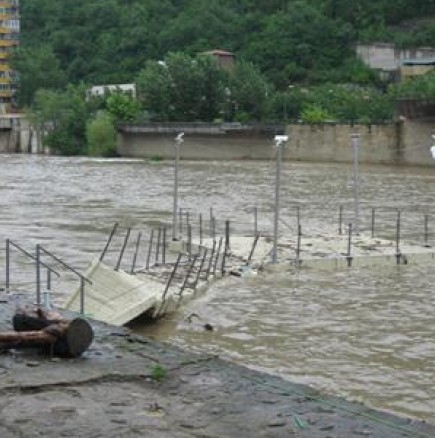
[424,214,430,247]
[205,239,216,281]
[172,137,181,240]
[80,276,85,315]
[36,244,41,307]
[346,223,353,267]
[162,227,167,265]
[338,205,343,235]
[115,228,131,271]
[7,240,60,276]
[157,252,183,317]
[187,224,192,257]
[130,231,142,274]
[99,222,119,262]
[351,134,361,235]
[272,142,283,263]
[221,225,229,276]
[247,235,260,264]
[225,220,230,255]
[396,210,401,259]
[38,245,92,284]
[179,208,183,236]
[47,269,51,291]
[296,206,300,231]
[155,227,162,266]
[146,229,155,270]
[5,238,9,293]
[296,225,302,265]
[192,248,208,290]
[178,253,199,301]
[213,237,223,276]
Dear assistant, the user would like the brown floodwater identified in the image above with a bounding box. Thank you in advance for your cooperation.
[1,154,435,422]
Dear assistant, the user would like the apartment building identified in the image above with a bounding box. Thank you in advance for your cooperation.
[0,0,18,113]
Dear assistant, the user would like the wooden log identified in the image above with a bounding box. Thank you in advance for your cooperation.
[0,309,94,358]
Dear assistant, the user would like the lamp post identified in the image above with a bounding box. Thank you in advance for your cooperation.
[172,132,184,241]
[272,134,288,263]
[351,133,361,235]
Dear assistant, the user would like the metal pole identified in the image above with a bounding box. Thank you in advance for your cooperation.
[211,217,216,240]
[80,276,85,315]
[178,253,199,304]
[205,239,216,281]
[396,210,401,262]
[179,208,183,236]
[272,138,285,263]
[213,237,223,276]
[162,227,167,265]
[296,205,300,231]
[296,225,302,265]
[187,224,192,257]
[99,222,119,262]
[346,223,353,267]
[192,248,208,291]
[5,238,9,294]
[155,227,162,265]
[36,243,41,307]
[351,133,361,235]
[225,220,230,256]
[247,235,259,264]
[115,228,131,271]
[130,231,142,274]
[146,229,155,270]
[157,252,183,316]
[424,214,430,247]
[172,133,183,240]
[338,205,343,235]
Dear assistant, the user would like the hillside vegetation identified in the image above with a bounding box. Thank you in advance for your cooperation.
[14,0,435,155]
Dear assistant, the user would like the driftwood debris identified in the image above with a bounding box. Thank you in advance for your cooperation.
[0,308,94,358]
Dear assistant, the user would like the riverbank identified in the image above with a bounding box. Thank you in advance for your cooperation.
[0,298,433,438]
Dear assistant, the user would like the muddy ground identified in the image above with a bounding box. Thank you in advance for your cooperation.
[0,300,433,438]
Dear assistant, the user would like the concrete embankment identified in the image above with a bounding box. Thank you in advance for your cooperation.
[117,119,435,166]
[0,299,433,437]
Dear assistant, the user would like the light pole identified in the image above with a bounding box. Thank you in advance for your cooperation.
[272,134,288,263]
[351,133,361,235]
[172,132,184,240]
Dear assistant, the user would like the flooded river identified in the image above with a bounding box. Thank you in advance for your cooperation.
[1,154,435,422]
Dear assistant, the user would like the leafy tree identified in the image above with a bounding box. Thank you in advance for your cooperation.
[106,92,141,123]
[86,112,117,156]
[31,84,89,155]
[10,45,67,107]
[227,61,270,122]
[136,52,226,121]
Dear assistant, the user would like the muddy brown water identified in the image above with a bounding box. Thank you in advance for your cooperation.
[1,154,435,422]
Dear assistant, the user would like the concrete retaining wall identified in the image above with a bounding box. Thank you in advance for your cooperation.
[117,120,435,166]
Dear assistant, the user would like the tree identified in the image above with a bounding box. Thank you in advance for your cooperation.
[136,52,226,121]
[106,92,141,123]
[86,112,117,156]
[10,45,67,107]
[30,84,89,155]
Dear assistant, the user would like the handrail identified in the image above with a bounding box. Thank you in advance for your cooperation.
[7,239,60,276]
[5,239,60,294]
[37,245,92,284]
[37,244,92,314]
